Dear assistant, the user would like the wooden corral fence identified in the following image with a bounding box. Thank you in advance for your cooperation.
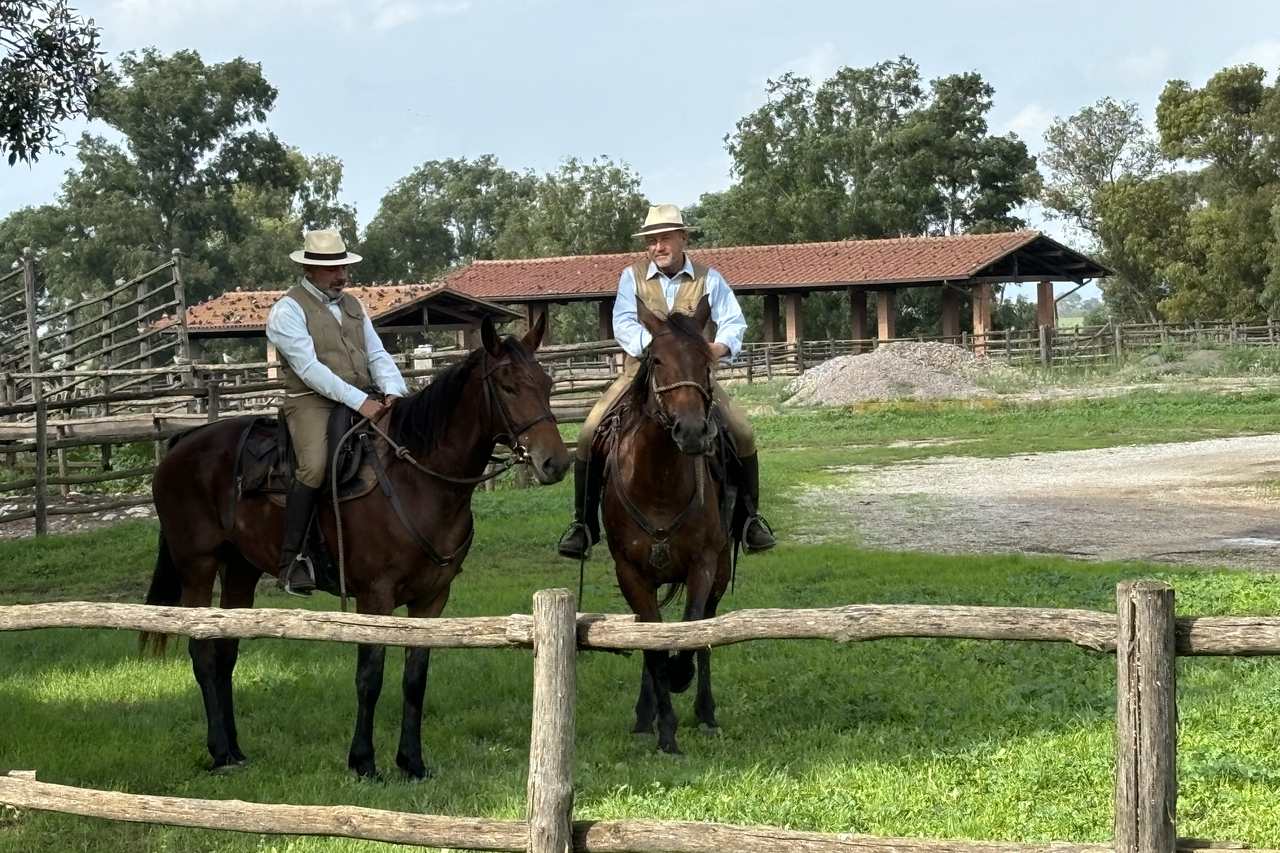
[3,582,1280,852]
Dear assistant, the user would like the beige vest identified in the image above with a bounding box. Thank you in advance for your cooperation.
[279,284,373,396]
[631,258,709,318]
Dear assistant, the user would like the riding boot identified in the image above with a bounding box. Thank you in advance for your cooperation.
[740,453,777,554]
[277,480,319,596]
[557,459,597,559]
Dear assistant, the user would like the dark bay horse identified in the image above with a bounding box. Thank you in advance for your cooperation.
[143,315,570,778]
[601,296,735,754]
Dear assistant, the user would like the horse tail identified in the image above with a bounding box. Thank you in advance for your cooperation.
[139,529,182,657]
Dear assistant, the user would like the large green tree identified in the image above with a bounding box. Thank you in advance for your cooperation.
[360,155,536,283]
[2,49,302,303]
[1041,97,1164,239]
[694,57,1040,248]
[0,0,103,164]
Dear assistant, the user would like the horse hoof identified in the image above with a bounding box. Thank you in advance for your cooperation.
[349,759,380,780]
[396,755,433,782]
[210,759,248,775]
[657,742,683,756]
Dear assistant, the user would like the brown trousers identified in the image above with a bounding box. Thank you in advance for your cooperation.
[575,360,756,461]
[282,393,336,488]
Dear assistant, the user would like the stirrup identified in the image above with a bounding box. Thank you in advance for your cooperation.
[277,555,316,597]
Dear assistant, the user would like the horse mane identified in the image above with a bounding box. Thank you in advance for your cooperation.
[388,336,534,457]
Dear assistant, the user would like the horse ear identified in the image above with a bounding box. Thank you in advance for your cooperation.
[636,298,664,338]
[692,294,712,333]
[481,316,500,355]
[522,310,546,351]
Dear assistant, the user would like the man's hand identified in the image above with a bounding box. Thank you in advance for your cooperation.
[709,342,731,361]
[357,398,385,420]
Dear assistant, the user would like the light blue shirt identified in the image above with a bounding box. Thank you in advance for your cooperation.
[612,256,747,360]
[265,278,409,411]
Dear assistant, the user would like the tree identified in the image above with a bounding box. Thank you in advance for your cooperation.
[361,155,536,282]
[10,48,301,303]
[0,0,103,164]
[700,57,1040,248]
[1040,97,1164,238]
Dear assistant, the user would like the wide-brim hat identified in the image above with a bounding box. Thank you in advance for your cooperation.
[289,228,362,266]
[632,203,693,238]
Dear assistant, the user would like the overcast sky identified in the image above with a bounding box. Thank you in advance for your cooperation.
[5,0,1280,255]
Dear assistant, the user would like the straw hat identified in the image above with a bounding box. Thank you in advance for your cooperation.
[632,203,693,238]
[289,228,362,266]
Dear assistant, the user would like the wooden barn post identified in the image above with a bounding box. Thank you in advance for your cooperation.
[526,588,576,853]
[1115,580,1177,853]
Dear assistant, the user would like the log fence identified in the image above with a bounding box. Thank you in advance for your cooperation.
[2,582,1279,852]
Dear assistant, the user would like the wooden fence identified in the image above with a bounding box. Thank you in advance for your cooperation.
[2,581,1279,852]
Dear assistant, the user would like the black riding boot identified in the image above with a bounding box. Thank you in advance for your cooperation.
[740,453,777,554]
[557,459,597,559]
[277,481,319,596]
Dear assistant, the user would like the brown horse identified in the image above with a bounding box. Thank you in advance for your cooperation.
[600,295,736,755]
[143,315,570,777]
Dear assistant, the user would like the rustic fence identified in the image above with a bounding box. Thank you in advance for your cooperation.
[3,581,1280,852]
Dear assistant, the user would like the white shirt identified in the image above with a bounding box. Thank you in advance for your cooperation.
[265,278,409,411]
[612,256,747,360]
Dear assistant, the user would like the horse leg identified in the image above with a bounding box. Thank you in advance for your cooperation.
[633,667,657,735]
[348,590,394,778]
[395,589,450,780]
[215,556,260,765]
[694,549,732,732]
[179,562,234,769]
[669,554,719,695]
[619,571,680,753]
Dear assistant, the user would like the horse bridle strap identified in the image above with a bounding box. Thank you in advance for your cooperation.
[605,445,702,551]
[482,355,557,457]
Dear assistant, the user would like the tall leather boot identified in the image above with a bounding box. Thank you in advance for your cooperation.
[277,480,319,596]
[740,453,776,553]
[556,459,596,559]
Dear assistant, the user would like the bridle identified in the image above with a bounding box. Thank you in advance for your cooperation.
[646,346,715,440]
[480,353,557,462]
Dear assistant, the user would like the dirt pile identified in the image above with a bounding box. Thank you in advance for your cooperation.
[785,342,1019,405]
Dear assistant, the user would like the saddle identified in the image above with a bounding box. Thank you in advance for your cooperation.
[231,407,377,507]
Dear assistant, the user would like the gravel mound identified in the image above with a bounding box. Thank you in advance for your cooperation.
[785,342,1018,406]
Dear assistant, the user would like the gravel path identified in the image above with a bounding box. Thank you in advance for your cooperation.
[798,434,1280,570]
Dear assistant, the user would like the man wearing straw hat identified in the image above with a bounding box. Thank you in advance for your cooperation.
[265,228,409,595]
[556,203,776,559]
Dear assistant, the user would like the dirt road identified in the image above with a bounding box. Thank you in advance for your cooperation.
[800,435,1280,570]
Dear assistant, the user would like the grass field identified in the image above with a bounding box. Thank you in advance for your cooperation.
[3,388,1280,852]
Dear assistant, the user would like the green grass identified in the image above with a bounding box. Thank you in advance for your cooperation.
[3,389,1280,851]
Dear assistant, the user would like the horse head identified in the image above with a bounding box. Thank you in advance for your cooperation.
[636,294,717,456]
[478,312,571,485]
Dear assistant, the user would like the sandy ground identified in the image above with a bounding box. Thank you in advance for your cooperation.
[798,434,1280,570]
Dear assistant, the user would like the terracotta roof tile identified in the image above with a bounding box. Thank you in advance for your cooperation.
[181,283,441,332]
[445,231,1046,300]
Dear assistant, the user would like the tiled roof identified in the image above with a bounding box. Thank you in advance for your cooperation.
[444,231,1049,301]
[181,283,442,332]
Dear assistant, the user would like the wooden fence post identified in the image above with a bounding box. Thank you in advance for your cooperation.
[1038,325,1052,368]
[526,588,576,853]
[22,248,47,535]
[205,380,220,423]
[1115,580,1177,853]
[1114,324,1124,364]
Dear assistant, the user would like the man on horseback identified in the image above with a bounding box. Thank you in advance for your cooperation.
[557,203,776,559]
[265,229,409,595]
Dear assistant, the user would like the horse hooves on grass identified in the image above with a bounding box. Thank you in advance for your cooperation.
[656,743,683,756]
[396,757,434,782]
[209,759,249,775]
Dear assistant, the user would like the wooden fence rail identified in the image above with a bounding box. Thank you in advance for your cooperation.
[3,583,1274,851]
